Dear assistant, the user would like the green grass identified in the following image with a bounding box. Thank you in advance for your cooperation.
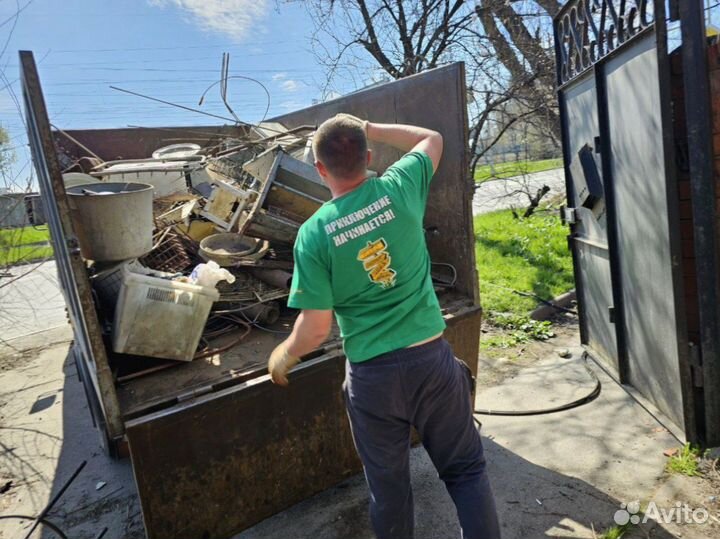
[474,158,562,183]
[0,225,53,266]
[598,523,632,539]
[0,224,50,246]
[666,443,702,476]
[474,209,573,318]
[0,244,54,266]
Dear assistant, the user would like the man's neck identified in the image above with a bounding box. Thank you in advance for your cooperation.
[328,172,368,199]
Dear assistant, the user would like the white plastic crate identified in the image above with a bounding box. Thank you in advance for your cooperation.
[112,264,219,361]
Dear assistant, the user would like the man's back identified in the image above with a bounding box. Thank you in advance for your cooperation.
[289,151,446,361]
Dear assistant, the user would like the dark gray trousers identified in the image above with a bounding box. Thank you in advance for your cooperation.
[343,338,501,539]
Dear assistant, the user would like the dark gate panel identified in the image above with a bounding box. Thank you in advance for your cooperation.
[555,1,691,435]
[603,34,684,427]
[562,73,618,367]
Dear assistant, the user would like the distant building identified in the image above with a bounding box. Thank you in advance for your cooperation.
[0,192,45,228]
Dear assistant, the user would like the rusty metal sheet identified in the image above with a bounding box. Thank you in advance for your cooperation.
[126,352,359,539]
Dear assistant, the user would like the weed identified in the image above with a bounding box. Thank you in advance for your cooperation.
[598,523,630,539]
[666,443,702,477]
[481,314,555,349]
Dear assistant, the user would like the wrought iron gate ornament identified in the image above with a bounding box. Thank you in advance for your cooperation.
[556,0,655,84]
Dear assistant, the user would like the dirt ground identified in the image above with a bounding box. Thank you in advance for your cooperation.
[477,312,581,387]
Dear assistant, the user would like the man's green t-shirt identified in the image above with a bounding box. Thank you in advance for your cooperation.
[287,151,446,362]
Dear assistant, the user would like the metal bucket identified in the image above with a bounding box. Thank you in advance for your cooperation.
[67,182,154,262]
[199,233,264,266]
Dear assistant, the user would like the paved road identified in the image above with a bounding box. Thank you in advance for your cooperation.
[0,260,68,342]
[472,168,565,215]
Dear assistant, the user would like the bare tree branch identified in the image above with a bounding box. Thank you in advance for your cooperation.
[303,0,562,174]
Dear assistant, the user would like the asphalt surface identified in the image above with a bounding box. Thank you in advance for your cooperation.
[472,168,565,215]
[0,260,68,343]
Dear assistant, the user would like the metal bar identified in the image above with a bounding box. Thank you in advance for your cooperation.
[593,61,630,384]
[451,61,481,306]
[572,236,610,251]
[654,0,698,443]
[557,89,590,346]
[52,124,103,161]
[110,85,238,123]
[20,50,125,445]
[21,460,86,539]
[679,0,720,446]
[669,0,680,22]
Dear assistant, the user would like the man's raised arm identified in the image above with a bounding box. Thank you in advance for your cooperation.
[366,122,443,173]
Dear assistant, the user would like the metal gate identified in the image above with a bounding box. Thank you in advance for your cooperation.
[554,1,691,432]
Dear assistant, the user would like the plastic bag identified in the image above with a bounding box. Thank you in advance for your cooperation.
[189,261,236,289]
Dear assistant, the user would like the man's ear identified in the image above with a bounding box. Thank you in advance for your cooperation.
[315,160,329,179]
[366,149,372,167]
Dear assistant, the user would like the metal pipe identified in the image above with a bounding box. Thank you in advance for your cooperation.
[21,460,87,539]
[250,269,292,290]
[110,85,238,123]
[243,302,280,325]
[52,123,104,162]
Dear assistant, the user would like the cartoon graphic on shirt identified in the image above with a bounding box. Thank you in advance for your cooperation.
[358,238,397,288]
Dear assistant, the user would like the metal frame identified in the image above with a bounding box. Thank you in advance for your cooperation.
[557,90,590,346]
[20,51,125,451]
[677,0,720,446]
[591,61,630,382]
[656,0,697,444]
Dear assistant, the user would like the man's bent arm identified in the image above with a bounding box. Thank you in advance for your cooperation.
[268,309,333,386]
[366,122,443,172]
[286,309,333,357]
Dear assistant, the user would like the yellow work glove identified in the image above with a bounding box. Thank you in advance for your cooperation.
[268,343,300,387]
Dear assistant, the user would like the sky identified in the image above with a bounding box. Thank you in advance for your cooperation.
[0,0,363,191]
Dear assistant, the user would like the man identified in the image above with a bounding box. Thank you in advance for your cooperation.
[268,114,500,539]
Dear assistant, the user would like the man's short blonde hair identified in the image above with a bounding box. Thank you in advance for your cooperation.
[312,114,367,180]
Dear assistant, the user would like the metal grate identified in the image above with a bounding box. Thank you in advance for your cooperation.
[140,228,194,273]
[555,0,655,85]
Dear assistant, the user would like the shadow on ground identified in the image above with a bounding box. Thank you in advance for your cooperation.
[0,337,705,539]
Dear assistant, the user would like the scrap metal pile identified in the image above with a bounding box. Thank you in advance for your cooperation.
[59,123,330,367]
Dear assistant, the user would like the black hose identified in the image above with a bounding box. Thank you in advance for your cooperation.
[474,354,601,416]
[0,515,68,539]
